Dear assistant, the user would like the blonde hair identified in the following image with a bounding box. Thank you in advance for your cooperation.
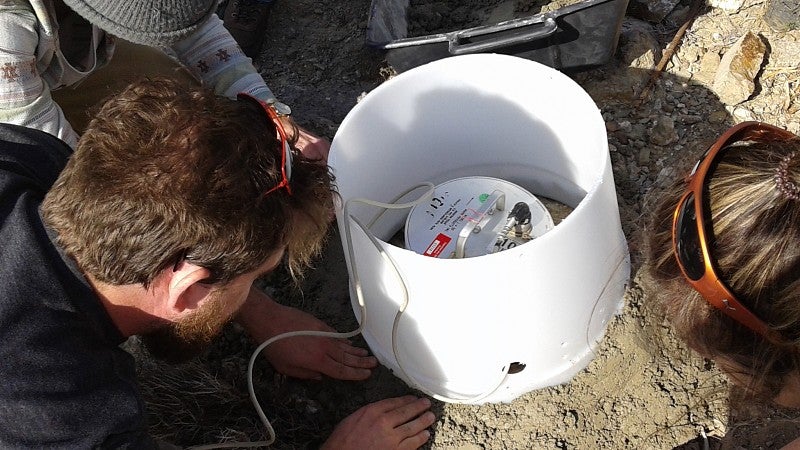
[645,135,800,398]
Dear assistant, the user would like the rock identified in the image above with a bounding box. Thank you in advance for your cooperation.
[732,105,756,121]
[765,30,800,68]
[708,0,746,11]
[693,50,721,86]
[627,0,681,23]
[606,121,621,132]
[649,116,679,146]
[619,19,662,70]
[638,147,651,164]
[709,110,728,123]
[593,19,660,100]
[763,0,800,32]
[711,31,767,105]
[664,4,692,27]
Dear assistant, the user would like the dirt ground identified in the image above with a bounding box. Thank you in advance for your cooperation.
[135,0,800,448]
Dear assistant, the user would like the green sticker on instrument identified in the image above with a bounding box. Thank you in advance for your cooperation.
[479,193,489,203]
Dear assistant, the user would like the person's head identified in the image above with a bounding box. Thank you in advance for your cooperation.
[42,77,335,360]
[645,122,800,399]
[61,0,218,47]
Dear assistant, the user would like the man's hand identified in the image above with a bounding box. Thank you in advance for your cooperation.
[322,396,435,450]
[295,126,330,163]
[278,117,330,163]
[236,287,377,380]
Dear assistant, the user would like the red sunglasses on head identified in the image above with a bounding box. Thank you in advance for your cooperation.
[237,93,293,196]
[671,121,796,343]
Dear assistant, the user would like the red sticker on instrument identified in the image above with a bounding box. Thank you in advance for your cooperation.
[423,233,451,257]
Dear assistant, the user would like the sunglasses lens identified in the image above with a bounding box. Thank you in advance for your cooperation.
[675,193,706,281]
[283,140,292,182]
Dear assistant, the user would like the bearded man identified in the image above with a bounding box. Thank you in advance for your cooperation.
[0,77,434,448]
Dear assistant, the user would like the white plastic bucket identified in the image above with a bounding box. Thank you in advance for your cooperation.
[329,54,630,404]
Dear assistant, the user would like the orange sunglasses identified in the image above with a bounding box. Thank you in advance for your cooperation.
[237,93,293,196]
[672,121,795,342]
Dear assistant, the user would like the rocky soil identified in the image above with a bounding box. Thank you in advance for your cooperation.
[135,0,800,448]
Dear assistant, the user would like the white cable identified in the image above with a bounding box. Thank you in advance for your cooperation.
[188,325,366,450]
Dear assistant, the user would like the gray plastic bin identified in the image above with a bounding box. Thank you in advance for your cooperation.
[367,0,629,73]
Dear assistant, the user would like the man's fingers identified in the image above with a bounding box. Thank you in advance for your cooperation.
[364,395,422,414]
[397,411,436,437]
[342,344,370,357]
[294,126,330,163]
[385,397,433,428]
[339,343,378,368]
[325,354,373,380]
[400,425,433,450]
[400,430,431,450]
[321,396,434,450]
[389,397,435,450]
[316,342,378,380]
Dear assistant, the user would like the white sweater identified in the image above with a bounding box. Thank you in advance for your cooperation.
[0,0,273,148]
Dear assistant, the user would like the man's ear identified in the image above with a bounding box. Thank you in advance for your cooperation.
[161,260,215,319]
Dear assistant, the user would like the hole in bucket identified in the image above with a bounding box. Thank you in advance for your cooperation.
[508,362,526,374]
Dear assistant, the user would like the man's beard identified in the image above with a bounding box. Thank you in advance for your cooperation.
[140,294,232,363]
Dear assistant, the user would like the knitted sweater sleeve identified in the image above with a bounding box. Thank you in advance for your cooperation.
[169,14,276,101]
[0,2,79,148]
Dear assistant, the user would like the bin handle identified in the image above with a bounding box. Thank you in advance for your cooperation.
[455,189,506,259]
[449,17,557,55]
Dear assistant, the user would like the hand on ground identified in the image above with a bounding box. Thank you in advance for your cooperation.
[238,290,377,380]
[322,396,436,450]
